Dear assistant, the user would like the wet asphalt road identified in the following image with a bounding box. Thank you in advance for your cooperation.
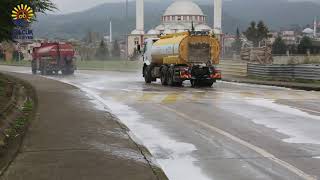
[1,66,320,180]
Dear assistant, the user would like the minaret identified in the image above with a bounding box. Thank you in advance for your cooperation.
[314,17,317,37]
[132,0,144,34]
[214,0,222,34]
[109,19,112,43]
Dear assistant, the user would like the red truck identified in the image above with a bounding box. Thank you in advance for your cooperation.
[32,42,76,75]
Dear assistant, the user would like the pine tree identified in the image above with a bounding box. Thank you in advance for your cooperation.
[272,36,287,55]
[298,36,313,54]
[232,27,242,54]
[244,21,258,47]
[257,21,269,45]
[244,21,269,47]
[112,40,121,58]
[95,40,109,60]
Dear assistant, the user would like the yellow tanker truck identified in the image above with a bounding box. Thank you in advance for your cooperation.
[142,31,221,87]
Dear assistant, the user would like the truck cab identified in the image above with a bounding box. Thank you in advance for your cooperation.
[143,38,159,66]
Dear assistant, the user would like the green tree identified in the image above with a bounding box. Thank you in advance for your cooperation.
[257,21,269,44]
[0,0,56,42]
[272,36,287,55]
[298,36,313,54]
[112,40,121,58]
[244,21,269,47]
[231,27,242,54]
[95,40,109,60]
[244,21,258,46]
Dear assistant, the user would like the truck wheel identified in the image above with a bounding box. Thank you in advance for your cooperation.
[40,61,48,75]
[160,67,168,85]
[67,64,75,75]
[205,81,214,87]
[31,61,37,74]
[41,68,47,75]
[191,79,198,87]
[68,69,75,75]
[144,66,152,84]
[167,68,174,86]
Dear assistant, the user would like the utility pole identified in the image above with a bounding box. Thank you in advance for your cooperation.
[314,16,317,38]
[109,18,112,43]
[125,0,129,61]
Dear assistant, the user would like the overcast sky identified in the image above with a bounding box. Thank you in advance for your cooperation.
[51,0,318,14]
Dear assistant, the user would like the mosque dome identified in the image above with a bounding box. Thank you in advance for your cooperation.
[302,28,314,34]
[163,1,204,16]
[147,29,160,35]
[155,24,165,31]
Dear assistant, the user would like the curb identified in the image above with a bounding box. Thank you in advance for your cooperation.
[107,112,168,180]
[222,77,320,91]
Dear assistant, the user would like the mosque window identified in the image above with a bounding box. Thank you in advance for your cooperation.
[177,16,181,21]
[172,16,175,21]
[183,16,187,21]
[134,37,139,45]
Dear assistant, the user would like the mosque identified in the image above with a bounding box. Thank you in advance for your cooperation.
[128,0,222,57]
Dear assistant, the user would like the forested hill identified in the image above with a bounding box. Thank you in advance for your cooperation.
[32,0,320,39]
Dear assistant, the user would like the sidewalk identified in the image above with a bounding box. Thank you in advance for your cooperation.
[222,75,320,91]
[0,72,165,180]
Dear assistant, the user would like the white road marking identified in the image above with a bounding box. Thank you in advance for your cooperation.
[159,105,317,180]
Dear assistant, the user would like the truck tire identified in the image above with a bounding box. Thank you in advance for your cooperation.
[68,69,75,75]
[144,65,152,84]
[204,81,214,87]
[160,66,168,85]
[31,61,37,74]
[41,61,47,75]
[62,66,74,75]
[175,81,183,87]
[167,67,174,86]
[191,79,198,87]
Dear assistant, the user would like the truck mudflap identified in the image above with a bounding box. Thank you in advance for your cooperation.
[210,70,222,80]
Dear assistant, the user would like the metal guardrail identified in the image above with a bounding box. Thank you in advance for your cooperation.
[248,63,320,80]
[218,60,248,77]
